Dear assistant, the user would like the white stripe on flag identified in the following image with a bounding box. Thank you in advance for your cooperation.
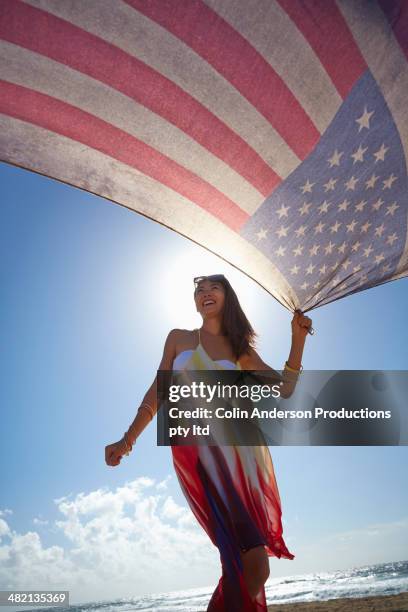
[24,0,301,183]
[0,113,299,309]
[0,40,263,214]
[204,0,342,134]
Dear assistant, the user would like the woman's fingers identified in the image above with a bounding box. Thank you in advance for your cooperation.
[105,443,122,466]
[294,309,312,330]
[105,446,111,465]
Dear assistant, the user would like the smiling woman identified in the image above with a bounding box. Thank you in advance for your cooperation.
[195,277,225,312]
[105,272,312,611]
[193,274,257,363]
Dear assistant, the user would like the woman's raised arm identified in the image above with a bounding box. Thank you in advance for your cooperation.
[238,346,300,400]
[238,311,312,399]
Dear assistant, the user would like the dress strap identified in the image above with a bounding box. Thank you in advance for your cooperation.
[197,327,201,346]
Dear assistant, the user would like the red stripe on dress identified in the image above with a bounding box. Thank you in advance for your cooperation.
[0,80,248,231]
[277,0,367,98]
[378,0,408,61]
[124,0,320,159]
[0,0,279,196]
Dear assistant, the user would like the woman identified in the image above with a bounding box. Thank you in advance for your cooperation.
[105,274,312,611]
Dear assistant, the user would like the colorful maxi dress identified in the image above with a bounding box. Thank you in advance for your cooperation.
[171,329,294,611]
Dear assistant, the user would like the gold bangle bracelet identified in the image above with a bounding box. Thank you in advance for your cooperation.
[284,361,303,373]
[138,404,155,420]
[123,431,133,455]
[142,403,155,418]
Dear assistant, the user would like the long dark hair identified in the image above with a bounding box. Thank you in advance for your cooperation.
[195,276,258,360]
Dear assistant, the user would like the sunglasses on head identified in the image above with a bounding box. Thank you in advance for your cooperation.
[193,274,226,290]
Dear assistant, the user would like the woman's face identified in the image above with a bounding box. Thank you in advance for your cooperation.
[194,280,226,318]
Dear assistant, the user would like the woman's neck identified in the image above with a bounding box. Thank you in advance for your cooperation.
[201,318,225,336]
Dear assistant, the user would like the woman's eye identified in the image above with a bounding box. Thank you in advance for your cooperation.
[196,284,220,292]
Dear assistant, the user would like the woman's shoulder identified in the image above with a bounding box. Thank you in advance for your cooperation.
[168,328,197,338]
[160,329,197,368]
[166,328,197,346]
[165,329,198,358]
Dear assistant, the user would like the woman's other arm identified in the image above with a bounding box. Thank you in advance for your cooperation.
[105,329,178,466]
[125,329,178,445]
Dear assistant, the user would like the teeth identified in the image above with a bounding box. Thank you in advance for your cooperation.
[203,300,215,305]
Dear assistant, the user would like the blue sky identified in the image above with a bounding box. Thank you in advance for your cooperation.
[1,161,407,603]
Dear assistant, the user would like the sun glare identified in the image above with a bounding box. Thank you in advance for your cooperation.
[152,244,261,331]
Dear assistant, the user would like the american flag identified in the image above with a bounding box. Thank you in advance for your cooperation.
[0,0,407,312]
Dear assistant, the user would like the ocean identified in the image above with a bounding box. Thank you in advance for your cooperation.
[12,559,408,612]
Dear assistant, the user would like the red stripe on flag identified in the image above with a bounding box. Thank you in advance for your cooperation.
[0,80,249,231]
[277,0,366,99]
[0,0,279,196]
[125,0,320,159]
[378,0,408,61]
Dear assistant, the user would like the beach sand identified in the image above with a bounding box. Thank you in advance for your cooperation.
[267,591,408,611]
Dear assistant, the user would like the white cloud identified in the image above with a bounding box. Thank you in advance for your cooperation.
[160,496,188,521]
[0,518,11,538]
[156,475,172,490]
[0,509,13,516]
[4,481,405,605]
[0,477,220,605]
[33,518,49,527]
